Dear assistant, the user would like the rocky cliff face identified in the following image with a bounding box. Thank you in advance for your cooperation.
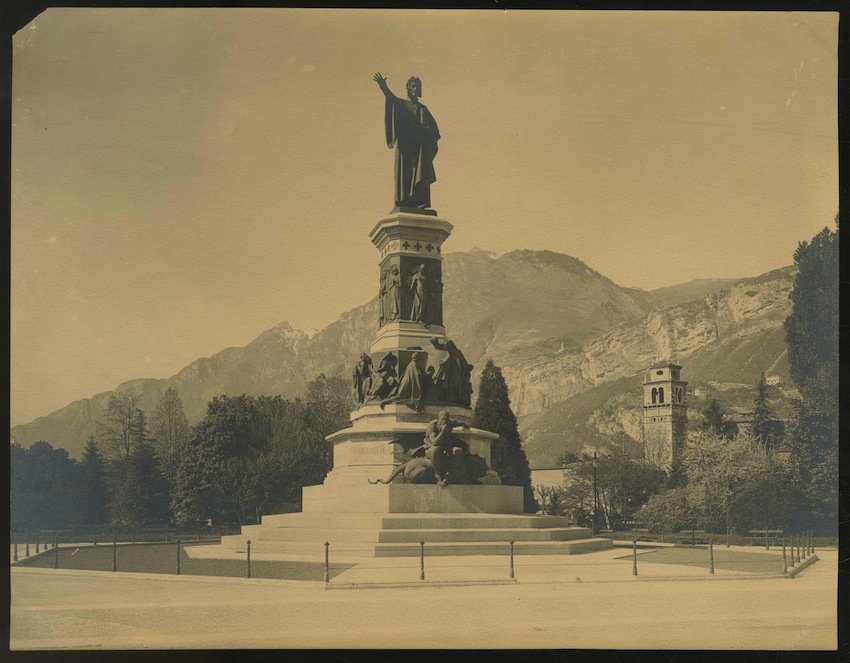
[10,251,794,466]
[502,266,794,419]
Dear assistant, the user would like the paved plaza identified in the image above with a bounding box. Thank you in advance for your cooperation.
[10,547,836,650]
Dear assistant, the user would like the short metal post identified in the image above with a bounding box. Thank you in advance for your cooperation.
[691,526,695,547]
[324,542,330,584]
[112,534,117,572]
[632,536,638,576]
[810,532,815,556]
[131,527,135,545]
[660,525,664,544]
[176,539,181,575]
[36,538,40,554]
[782,539,787,574]
[509,541,515,579]
[25,542,29,558]
[726,526,730,548]
[197,526,201,542]
[53,533,59,569]
[13,542,18,562]
[93,530,97,546]
[709,539,714,574]
[797,535,801,562]
[765,528,769,550]
[419,541,425,581]
[246,540,252,579]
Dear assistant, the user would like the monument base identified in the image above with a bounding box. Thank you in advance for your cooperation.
[219,482,613,559]
[304,482,523,514]
[221,506,613,560]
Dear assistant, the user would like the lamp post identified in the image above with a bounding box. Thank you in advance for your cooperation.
[591,452,599,537]
[620,446,630,530]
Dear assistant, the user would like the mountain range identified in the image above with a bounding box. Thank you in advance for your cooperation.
[10,249,797,467]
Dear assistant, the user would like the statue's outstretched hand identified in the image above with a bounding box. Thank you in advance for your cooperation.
[373,72,389,92]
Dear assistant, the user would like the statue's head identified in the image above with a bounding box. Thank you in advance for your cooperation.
[360,352,371,362]
[406,76,422,100]
[438,409,449,422]
[392,266,399,275]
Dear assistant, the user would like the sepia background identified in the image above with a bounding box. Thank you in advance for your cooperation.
[11,9,837,428]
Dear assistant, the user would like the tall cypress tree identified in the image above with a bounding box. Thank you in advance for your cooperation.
[78,436,110,528]
[472,360,537,512]
[783,223,839,530]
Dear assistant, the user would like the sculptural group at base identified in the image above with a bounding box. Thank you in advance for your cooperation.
[352,337,473,413]
[369,410,501,487]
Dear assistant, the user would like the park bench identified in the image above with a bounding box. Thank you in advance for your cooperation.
[631,528,656,542]
[748,529,783,548]
[677,529,709,545]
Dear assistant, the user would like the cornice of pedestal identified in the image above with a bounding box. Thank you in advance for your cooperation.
[348,402,474,427]
[369,212,454,255]
[370,321,447,356]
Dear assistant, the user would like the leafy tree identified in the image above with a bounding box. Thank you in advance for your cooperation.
[171,428,226,526]
[696,399,738,440]
[783,397,838,528]
[750,373,783,449]
[562,454,666,529]
[636,487,701,534]
[304,373,350,438]
[78,436,110,528]
[727,476,810,535]
[783,223,839,532]
[682,430,790,532]
[10,440,80,532]
[169,380,344,524]
[149,387,191,489]
[97,390,145,461]
[534,484,567,516]
[472,360,536,512]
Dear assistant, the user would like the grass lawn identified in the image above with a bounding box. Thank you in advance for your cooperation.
[16,543,354,581]
[629,547,786,574]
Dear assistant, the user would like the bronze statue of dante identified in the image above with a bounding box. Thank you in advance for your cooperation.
[373,73,440,210]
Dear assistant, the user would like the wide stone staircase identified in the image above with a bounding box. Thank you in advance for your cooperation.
[220,512,613,560]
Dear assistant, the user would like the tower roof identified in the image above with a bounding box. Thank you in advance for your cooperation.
[650,361,682,370]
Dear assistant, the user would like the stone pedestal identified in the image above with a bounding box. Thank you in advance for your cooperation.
[368,212,453,371]
[216,210,614,558]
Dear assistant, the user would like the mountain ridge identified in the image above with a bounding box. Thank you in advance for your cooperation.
[10,249,795,465]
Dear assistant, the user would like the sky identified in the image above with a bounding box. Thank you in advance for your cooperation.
[11,9,838,426]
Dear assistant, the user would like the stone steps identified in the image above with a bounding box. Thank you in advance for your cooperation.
[259,512,573,530]
[380,514,574,529]
[376,527,591,543]
[374,538,613,557]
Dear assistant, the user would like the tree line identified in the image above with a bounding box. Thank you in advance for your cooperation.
[11,360,539,532]
[11,374,350,532]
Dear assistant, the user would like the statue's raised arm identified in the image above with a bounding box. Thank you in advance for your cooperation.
[373,72,440,212]
[372,72,393,98]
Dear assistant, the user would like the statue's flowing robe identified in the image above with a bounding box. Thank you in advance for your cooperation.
[410,271,426,321]
[385,96,440,208]
[431,340,473,407]
[384,356,431,407]
[366,353,398,402]
[353,359,373,404]
[388,274,401,320]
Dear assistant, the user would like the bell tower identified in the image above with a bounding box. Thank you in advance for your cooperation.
[642,362,688,473]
